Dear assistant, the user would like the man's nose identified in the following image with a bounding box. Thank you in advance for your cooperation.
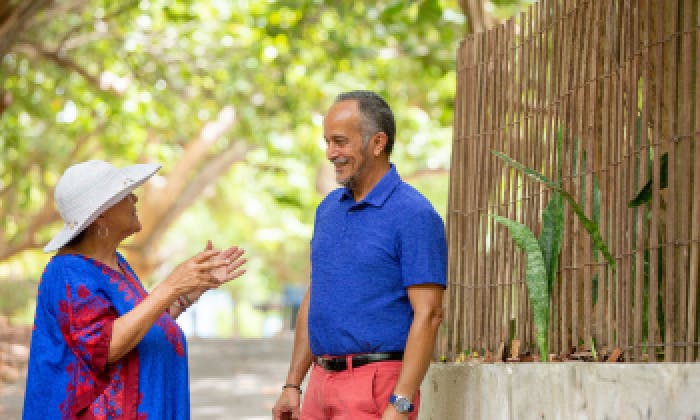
[326,143,338,160]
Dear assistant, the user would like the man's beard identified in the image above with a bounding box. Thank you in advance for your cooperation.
[332,147,370,190]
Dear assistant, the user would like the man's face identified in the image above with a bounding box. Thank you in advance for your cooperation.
[323,100,372,188]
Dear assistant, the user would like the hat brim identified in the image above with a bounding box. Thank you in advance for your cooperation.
[43,163,161,252]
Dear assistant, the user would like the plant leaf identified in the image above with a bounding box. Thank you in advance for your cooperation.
[491,215,549,361]
[538,191,564,295]
[492,150,617,272]
[628,152,668,208]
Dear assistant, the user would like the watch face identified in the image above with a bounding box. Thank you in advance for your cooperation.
[391,395,413,413]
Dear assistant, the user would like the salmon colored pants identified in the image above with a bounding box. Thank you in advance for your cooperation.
[300,358,420,420]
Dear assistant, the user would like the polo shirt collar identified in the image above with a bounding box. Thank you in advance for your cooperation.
[340,164,401,207]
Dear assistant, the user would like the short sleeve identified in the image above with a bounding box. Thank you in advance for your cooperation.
[63,282,116,374]
[398,207,448,288]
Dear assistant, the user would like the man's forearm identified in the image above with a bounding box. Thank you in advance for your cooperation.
[391,308,442,399]
[285,290,314,385]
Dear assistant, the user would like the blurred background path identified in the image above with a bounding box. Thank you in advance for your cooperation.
[0,333,294,420]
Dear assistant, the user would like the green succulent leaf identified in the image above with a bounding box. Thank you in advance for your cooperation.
[491,215,549,361]
[539,191,564,295]
[491,150,616,272]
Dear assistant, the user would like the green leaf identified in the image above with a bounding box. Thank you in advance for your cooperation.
[538,191,563,295]
[491,215,549,361]
[628,152,668,208]
[492,150,617,272]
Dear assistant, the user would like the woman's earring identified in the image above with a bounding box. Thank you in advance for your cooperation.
[98,225,109,238]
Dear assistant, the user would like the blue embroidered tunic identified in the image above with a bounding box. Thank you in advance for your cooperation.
[23,253,189,419]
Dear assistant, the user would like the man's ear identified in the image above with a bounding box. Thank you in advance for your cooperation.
[372,132,388,156]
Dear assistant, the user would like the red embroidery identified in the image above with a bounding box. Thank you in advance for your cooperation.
[89,256,186,357]
[57,283,142,419]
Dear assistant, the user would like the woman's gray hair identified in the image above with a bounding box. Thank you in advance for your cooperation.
[334,90,396,156]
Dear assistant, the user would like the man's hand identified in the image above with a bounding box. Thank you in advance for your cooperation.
[272,388,302,420]
[381,404,410,420]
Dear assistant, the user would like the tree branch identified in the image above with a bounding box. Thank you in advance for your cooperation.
[12,41,112,93]
[0,0,54,58]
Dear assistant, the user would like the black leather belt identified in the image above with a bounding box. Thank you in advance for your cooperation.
[315,352,404,371]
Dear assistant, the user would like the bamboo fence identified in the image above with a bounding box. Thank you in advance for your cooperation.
[444,0,700,362]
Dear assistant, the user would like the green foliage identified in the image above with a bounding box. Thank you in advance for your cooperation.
[1,0,465,317]
[628,152,668,208]
[491,215,550,361]
[491,150,616,272]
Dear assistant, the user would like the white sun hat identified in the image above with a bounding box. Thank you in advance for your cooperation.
[44,160,161,252]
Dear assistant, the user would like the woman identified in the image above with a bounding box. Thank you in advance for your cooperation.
[22,160,246,419]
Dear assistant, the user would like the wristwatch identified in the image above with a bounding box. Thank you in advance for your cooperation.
[389,394,414,413]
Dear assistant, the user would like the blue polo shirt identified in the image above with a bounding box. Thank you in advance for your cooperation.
[308,164,447,356]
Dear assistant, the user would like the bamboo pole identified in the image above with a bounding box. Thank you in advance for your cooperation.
[581,0,594,352]
[590,0,604,351]
[494,24,507,351]
[549,0,562,355]
[647,0,663,362]
[483,28,499,350]
[503,17,516,354]
[688,0,700,362]
[663,0,678,362]
[559,0,572,355]
[677,0,693,362]
[475,31,487,353]
[601,0,614,351]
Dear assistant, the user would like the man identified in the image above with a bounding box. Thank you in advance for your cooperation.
[272,91,447,420]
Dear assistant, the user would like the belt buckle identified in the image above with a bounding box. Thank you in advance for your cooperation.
[318,356,346,371]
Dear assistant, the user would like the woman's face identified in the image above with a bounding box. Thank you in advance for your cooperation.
[100,193,142,240]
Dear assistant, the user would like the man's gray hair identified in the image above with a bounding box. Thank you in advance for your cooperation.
[334,90,396,156]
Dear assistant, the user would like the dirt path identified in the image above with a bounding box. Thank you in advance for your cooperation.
[1,334,294,419]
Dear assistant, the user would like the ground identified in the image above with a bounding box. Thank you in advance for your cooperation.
[0,332,294,419]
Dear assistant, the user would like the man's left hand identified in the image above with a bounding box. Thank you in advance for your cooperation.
[381,405,409,420]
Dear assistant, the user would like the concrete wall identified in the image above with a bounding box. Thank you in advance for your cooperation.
[418,362,700,420]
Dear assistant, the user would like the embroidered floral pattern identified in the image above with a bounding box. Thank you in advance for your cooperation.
[23,254,189,419]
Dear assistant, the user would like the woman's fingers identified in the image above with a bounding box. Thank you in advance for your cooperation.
[226,257,247,273]
[193,249,220,263]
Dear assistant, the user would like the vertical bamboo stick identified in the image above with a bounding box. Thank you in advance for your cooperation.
[570,0,583,352]
[503,17,515,353]
[459,38,471,355]
[677,0,693,362]
[494,24,507,351]
[688,0,700,362]
[469,35,482,354]
[549,0,562,355]
[481,29,491,355]
[475,31,487,353]
[484,28,496,354]
[627,0,643,361]
[559,0,572,355]
[620,0,632,355]
[663,0,678,362]
[648,0,663,362]
[600,0,614,351]
[590,0,604,351]
[467,33,483,354]
[580,0,594,352]
[512,10,525,355]
[449,39,469,357]
[517,9,528,350]
[525,4,536,351]
[612,0,624,355]
[634,0,650,362]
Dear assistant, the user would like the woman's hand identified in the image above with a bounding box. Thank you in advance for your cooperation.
[209,245,247,286]
[164,250,229,297]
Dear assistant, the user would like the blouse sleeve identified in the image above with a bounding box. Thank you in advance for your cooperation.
[61,281,117,374]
